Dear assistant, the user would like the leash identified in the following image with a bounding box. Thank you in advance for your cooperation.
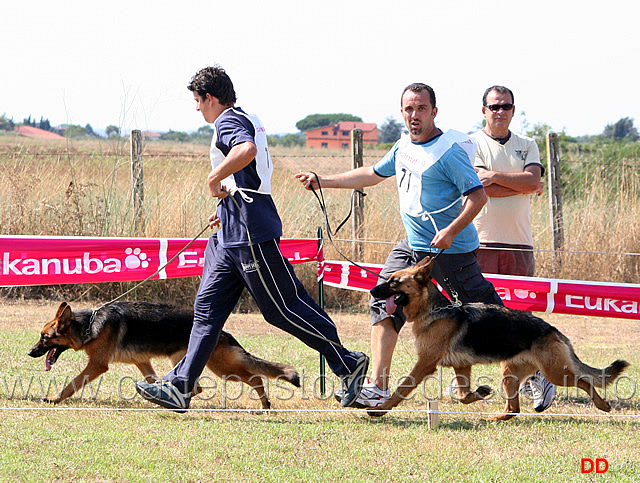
[85,190,346,351]
[305,172,464,310]
[307,171,451,284]
[307,171,389,282]
[83,204,220,338]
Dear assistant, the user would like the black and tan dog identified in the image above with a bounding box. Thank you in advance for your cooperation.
[369,256,629,420]
[28,301,300,409]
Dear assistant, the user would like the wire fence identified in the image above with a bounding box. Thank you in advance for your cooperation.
[1,139,639,305]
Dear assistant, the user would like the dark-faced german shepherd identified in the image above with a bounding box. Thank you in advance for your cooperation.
[28,302,300,409]
[369,256,629,420]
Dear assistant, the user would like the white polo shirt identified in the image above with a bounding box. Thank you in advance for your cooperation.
[471,130,543,247]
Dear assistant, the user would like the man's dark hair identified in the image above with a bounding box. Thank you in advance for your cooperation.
[401,83,436,108]
[187,65,237,106]
[482,85,514,106]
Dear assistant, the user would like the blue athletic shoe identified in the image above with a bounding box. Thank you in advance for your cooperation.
[340,351,369,407]
[136,380,192,413]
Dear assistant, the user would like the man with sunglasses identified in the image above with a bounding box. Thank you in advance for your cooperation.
[471,85,556,412]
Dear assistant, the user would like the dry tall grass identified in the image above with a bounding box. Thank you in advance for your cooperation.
[531,152,640,283]
[1,137,639,307]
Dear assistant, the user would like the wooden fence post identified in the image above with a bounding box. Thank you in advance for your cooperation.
[131,130,145,235]
[546,132,563,269]
[427,400,440,429]
[350,129,364,260]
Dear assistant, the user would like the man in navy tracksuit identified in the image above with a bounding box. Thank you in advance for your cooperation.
[136,66,368,411]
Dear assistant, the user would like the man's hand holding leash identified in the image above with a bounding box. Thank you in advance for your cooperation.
[295,171,320,191]
[208,211,221,229]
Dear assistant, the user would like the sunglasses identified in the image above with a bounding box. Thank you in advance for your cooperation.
[485,103,514,112]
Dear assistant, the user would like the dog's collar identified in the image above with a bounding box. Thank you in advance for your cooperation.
[441,277,461,305]
[83,306,105,340]
[431,301,462,313]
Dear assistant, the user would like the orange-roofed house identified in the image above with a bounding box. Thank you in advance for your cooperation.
[15,125,65,140]
[143,131,162,141]
[304,121,378,149]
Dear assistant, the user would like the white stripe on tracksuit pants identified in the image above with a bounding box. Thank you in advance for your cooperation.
[165,235,360,393]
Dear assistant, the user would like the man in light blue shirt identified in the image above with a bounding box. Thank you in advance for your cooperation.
[374,125,482,254]
[296,83,503,408]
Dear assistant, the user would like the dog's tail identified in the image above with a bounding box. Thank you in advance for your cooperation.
[572,353,630,389]
[243,353,301,388]
[223,331,300,387]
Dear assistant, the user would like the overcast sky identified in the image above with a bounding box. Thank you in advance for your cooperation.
[2,0,638,136]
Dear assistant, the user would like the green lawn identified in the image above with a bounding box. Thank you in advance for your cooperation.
[1,301,639,481]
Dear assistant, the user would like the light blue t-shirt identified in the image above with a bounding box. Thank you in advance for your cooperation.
[373,129,483,254]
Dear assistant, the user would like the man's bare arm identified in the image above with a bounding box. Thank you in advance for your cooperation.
[476,165,543,197]
[431,188,487,249]
[207,141,257,198]
[295,166,385,191]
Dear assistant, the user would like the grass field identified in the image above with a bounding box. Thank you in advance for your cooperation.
[1,138,640,480]
[1,301,639,481]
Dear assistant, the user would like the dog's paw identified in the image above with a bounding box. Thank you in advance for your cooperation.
[366,409,386,418]
[488,413,517,422]
[43,396,61,404]
[366,405,389,418]
[476,385,492,398]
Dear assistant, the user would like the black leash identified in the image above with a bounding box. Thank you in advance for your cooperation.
[307,171,448,286]
[307,171,390,282]
[83,191,346,350]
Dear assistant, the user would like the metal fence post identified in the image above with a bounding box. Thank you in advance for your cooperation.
[317,226,326,397]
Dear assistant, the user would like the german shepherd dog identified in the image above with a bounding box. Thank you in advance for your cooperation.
[28,302,300,409]
[369,256,629,420]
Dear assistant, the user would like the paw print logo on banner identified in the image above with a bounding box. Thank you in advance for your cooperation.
[124,248,150,269]
[496,286,537,302]
[514,288,536,300]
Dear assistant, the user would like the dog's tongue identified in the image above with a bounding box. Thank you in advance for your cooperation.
[385,296,397,316]
[45,349,55,371]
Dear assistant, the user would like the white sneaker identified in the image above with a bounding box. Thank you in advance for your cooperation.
[335,378,390,408]
[529,371,556,412]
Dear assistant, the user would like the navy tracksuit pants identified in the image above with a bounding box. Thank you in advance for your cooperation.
[166,235,360,393]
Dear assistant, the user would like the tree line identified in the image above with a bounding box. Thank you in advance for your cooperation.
[1,111,637,147]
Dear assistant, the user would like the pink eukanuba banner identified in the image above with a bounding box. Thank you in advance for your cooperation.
[2,236,639,320]
[0,236,321,286]
[321,260,640,320]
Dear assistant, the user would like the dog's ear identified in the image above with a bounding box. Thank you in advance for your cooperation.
[415,255,435,271]
[414,271,431,287]
[55,302,69,318]
[413,256,435,286]
[55,303,73,329]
